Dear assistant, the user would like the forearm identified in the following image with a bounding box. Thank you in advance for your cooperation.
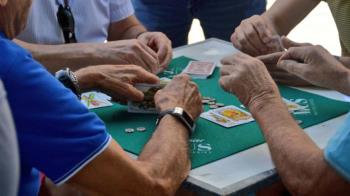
[138,115,190,194]
[108,16,147,41]
[249,98,327,195]
[264,0,320,36]
[14,39,98,73]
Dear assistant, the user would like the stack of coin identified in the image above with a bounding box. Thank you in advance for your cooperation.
[125,128,135,133]
[202,96,225,109]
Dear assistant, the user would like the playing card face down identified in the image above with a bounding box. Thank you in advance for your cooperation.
[183,61,216,79]
[200,105,254,128]
[128,79,170,114]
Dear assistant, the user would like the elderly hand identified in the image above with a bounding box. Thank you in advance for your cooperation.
[155,74,202,120]
[257,37,313,86]
[138,32,173,72]
[90,39,161,74]
[220,52,280,110]
[231,15,283,56]
[278,45,350,95]
[75,65,160,103]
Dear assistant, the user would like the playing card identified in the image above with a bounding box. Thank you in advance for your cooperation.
[211,106,254,125]
[201,105,254,128]
[183,61,216,79]
[128,79,170,114]
[81,92,113,109]
[200,111,236,128]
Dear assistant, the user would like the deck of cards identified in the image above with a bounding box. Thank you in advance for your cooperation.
[128,78,171,114]
[182,61,216,79]
[81,91,113,109]
[201,105,254,128]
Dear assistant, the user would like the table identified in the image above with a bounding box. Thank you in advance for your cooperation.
[172,38,348,195]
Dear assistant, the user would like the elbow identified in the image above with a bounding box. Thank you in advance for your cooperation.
[284,176,321,196]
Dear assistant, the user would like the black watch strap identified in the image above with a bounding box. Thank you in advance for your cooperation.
[156,107,195,136]
[55,68,81,99]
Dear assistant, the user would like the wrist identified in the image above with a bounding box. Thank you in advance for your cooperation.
[74,68,100,92]
[136,31,147,39]
[338,68,350,96]
[248,93,282,115]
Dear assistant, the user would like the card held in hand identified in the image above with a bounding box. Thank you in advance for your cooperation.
[128,78,170,114]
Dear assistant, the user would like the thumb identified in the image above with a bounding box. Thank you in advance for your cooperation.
[122,83,145,102]
[281,36,312,49]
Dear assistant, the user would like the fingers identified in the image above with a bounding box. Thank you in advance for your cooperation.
[137,41,160,73]
[277,59,307,77]
[258,51,285,64]
[132,67,160,84]
[100,79,144,102]
[281,36,312,49]
[219,76,234,93]
[279,46,308,63]
[233,26,260,56]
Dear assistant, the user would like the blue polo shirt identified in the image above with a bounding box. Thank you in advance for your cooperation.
[325,112,350,182]
[0,32,111,196]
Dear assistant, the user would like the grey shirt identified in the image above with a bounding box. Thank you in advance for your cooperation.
[0,79,19,196]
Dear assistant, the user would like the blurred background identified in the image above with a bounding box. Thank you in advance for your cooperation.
[188,0,340,55]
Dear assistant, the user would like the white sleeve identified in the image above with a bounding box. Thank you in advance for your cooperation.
[110,0,135,23]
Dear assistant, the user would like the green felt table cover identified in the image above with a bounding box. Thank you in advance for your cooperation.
[93,56,350,169]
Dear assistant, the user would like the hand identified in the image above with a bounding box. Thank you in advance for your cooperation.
[138,32,173,72]
[231,15,283,56]
[277,45,350,95]
[257,37,313,86]
[154,74,202,120]
[91,39,161,74]
[75,65,160,103]
[220,52,280,110]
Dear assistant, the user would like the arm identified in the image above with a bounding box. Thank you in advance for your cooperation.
[250,97,350,195]
[67,74,202,195]
[220,52,350,195]
[338,56,350,69]
[231,0,320,56]
[107,15,147,41]
[264,0,321,36]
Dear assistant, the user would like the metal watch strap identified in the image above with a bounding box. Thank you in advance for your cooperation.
[55,68,81,99]
[156,107,195,136]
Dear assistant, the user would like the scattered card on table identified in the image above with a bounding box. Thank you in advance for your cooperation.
[81,92,113,109]
[200,111,236,128]
[183,61,216,79]
[128,78,170,114]
[200,105,254,128]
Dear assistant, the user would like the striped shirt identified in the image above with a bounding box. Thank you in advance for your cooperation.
[17,0,134,44]
[324,0,350,56]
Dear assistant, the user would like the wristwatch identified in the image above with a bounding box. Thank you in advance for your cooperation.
[156,107,196,136]
[55,68,81,99]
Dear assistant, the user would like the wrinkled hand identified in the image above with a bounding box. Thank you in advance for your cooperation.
[277,45,350,94]
[154,74,202,120]
[257,37,313,86]
[231,15,283,56]
[91,39,160,74]
[138,32,173,72]
[75,65,160,103]
[220,52,280,109]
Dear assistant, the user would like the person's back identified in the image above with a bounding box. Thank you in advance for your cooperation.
[0,79,19,196]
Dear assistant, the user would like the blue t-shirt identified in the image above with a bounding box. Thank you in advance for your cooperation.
[0,32,111,196]
[325,112,350,182]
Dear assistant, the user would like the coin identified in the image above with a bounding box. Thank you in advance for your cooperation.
[209,101,216,105]
[216,103,225,107]
[136,127,146,132]
[202,100,210,104]
[210,105,219,109]
[296,120,303,125]
[202,97,211,100]
[125,128,135,133]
